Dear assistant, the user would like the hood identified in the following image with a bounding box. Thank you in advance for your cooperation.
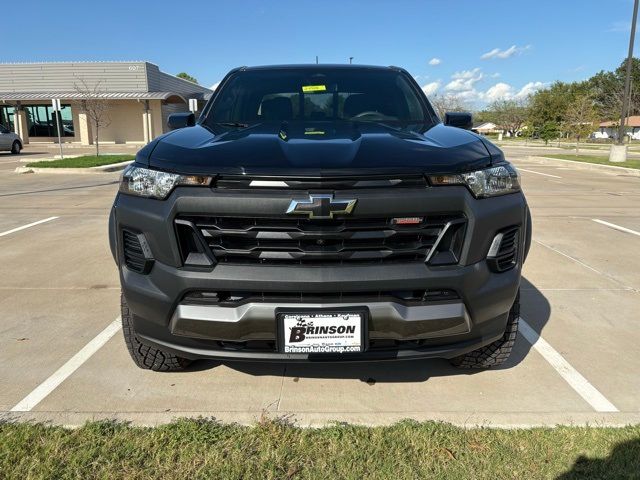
[144,121,497,176]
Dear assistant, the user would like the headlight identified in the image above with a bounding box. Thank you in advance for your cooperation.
[428,163,521,198]
[119,165,212,200]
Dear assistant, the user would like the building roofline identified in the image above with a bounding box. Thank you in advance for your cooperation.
[0,91,197,102]
[0,60,151,65]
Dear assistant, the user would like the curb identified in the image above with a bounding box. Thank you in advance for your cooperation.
[2,410,640,429]
[528,156,640,177]
[20,154,83,163]
[20,153,134,164]
[16,160,132,174]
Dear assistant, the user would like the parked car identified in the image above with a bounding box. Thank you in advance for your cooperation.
[590,131,609,140]
[110,64,532,371]
[0,124,22,154]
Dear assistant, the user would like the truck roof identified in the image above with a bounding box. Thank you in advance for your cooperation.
[238,64,402,72]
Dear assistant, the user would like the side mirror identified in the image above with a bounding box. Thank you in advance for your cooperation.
[167,112,195,130]
[444,112,473,130]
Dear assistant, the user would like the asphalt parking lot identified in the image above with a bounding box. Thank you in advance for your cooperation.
[0,146,639,427]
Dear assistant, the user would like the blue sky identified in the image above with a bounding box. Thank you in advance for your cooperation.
[3,0,637,106]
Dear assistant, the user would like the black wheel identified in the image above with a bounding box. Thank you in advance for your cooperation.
[10,141,21,154]
[121,293,191,371]
[450,291,520,369]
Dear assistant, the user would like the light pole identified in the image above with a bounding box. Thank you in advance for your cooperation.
[611,0,639,162]
[349,57,354,64]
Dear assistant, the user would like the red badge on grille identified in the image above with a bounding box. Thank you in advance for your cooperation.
[392,217,423,225]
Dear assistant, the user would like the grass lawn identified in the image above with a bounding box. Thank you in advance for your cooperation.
[1,419,639,479]
[26,154,134,168]
[543,154,640,170]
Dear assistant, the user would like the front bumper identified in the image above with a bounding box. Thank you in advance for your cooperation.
[110,185,528,361]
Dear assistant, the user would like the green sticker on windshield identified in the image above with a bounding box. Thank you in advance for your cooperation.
[302,85,327,93]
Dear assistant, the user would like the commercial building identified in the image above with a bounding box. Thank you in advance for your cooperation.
[0,61,212,145]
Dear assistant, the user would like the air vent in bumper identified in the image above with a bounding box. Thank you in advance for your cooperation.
[122,229,154,274]
[487,226,520,272]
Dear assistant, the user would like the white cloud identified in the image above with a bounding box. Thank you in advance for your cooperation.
[481,45,531,60]
[515,81,546,98]
[483,83,514,102]
[210,81,221,90]
[445,68,484,92]
[428,57,441,66]
[477,81,547,103]
[439,66,546,104]
[421,81,441,96]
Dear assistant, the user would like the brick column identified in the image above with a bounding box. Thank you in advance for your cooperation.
[77,102,93,145]
[142,100,153,143]
[14,103,29,145]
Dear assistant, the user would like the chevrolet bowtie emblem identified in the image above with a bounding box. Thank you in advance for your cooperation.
[286,194,357,219]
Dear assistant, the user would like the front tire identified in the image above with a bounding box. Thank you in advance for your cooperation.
[121,293,191,371]
[450,291,520,369]
[11,141,21,154]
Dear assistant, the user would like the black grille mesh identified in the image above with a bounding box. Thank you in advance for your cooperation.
[178,215,465,266]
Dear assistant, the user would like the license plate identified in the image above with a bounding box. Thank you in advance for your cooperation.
[280,311,364,354]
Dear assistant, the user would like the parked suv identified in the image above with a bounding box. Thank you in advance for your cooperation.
[0,125,22,154]
[109,65,531,371]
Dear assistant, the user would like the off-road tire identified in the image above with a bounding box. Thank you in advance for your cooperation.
[450,291,520,369]
[121,293,191,371]
[11,141,21,154]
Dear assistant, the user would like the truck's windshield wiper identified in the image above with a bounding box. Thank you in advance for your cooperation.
[214,122,250,128]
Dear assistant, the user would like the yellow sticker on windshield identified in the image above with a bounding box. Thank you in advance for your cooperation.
[302,85,327,93]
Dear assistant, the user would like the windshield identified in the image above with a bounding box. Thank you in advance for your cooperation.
[203,68,434,129]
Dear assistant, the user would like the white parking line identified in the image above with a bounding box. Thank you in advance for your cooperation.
[0,216,58,237]
[592,219,640,237]
[519,318,618,413]
[534,239,636,292]
[10,317,121,412]
[518,168,562,178]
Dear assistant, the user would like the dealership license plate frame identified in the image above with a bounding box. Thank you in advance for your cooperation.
[277,307,369,355]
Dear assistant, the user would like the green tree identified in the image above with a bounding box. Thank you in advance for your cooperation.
[539,121,560,145]
[486,99,529,137]
[429,93,468,118]
[176,72,199,84]
[528,82,572,128]
[565,95,597,154]
[586,70,624,121]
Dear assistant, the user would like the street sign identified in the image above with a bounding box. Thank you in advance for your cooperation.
[189,98,198,113]
[51,98,61,111]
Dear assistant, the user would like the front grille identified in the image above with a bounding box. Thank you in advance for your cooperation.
[178,214,466,266]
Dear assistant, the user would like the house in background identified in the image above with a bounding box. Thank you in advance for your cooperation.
[599,116,640,140]
[472,122,500,135]
[0,61,212,145]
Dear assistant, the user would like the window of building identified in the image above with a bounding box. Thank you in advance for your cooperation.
[25,104,74,137]
[0,106,14,131]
